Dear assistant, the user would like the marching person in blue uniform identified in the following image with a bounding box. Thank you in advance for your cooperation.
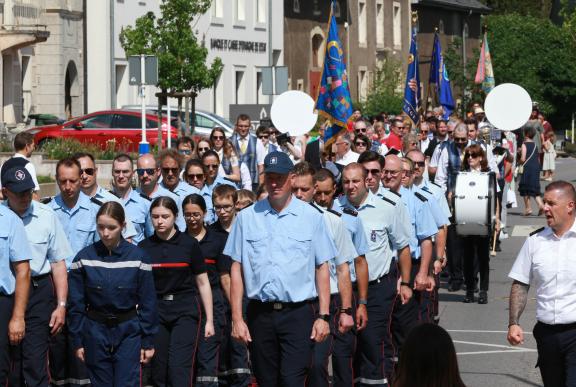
[339,162,412,387]
[138,196,214,386]
[291,161,357,387]
[224,151,337,386]
[182,193,230,386]
[313,167,371,386]
[110,153,154,243]
[0,196,31,385]
[68,201,158,387]
[47,157,101,387]
[2,167,71,386]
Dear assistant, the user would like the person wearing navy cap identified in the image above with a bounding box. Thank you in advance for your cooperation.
[0,170,32,386]
[2,167,72,386]
[224,151,338,386]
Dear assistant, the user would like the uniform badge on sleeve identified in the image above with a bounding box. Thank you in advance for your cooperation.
[371,230,377,242]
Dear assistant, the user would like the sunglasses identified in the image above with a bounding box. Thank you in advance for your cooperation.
[136,168,155,176]
[178,149,191,155]
[187,173,204,180]
[467,153,480,158]
[412,161,425,167]
[421,131,429,134]
[355,142,367,147]
[454,138,468,143]
[198,147,210,152]
[212,135,224,140]
[203,164,219,170]
[80,168,95,176]
[161,167,180,175]
[355,128,367,133]
[366,168,381,176]
[258,135,269,139]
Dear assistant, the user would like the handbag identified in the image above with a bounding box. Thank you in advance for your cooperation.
[516,144,536,176]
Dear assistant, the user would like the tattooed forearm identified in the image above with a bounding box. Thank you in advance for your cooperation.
[509,280,530,326]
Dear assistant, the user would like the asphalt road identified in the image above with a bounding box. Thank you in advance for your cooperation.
[440,156,575,387]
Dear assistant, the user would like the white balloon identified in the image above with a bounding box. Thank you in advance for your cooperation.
[484,83,532,130]
[271,90,318,136]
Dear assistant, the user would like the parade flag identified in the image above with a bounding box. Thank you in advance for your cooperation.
[315,0,353,146]
[402,26,421,126]
[475,32,495,93]
[429,32,455,119]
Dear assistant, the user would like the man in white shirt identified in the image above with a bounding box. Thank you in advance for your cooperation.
[0,132,40,200]
[507,181,576,387]
[334,134,359,166]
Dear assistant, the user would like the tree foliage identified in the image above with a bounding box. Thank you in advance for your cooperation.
[119,0,223,95]
[481,0,553,18]
[362,59,404,116]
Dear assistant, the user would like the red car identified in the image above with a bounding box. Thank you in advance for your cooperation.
[26,110,178,152]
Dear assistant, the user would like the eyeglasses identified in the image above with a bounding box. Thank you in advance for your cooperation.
[198,147,210,152]
[212,135,224,140]
[178,149,191,155]
[420,131,429,135]
[355,128,367,133]
[214,204,234,212]
[136,168,155,176]
[187,173,204,180]
[454,137,468,143]
[366,168,381,176]
[203,164,219,170]
[383,169,401,176]
[80,168,95,176]
[161,167,180,175]
[355,142,367,147]
[258,135,269,139]
[412,161,426,167]
[184,212,203,219]
[403,170,413,176]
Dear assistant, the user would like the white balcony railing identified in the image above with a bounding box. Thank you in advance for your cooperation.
[2,0,45,30]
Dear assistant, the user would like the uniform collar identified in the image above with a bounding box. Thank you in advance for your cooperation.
[151,229,182,245]
[55,191,91,212]
[1,200,36,219]
[262,195,300,216]
[340,191,377,210]
[95,239,129,256]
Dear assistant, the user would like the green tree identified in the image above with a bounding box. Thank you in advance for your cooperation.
[120,0,223,134]
[362,59,404,116]
[481,0,553,18]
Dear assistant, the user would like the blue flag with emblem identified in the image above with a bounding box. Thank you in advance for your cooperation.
[315,0,353,146]
[403,26,421,126]
[429,32,455,119]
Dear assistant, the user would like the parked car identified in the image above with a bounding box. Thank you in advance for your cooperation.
[26,109,178,152]
[121,105,235,138]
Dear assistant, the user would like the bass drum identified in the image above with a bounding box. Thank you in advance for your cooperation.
[453,172,496,236]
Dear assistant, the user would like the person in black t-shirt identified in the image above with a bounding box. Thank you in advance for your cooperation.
[183,194,232,386]
[138,196,214,387]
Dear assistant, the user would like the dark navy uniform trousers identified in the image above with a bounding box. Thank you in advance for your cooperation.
[195,286,225,386]
[219,297,251,387]
[0,294,13,385]
[10,274,54,386]
[533,321,576,387]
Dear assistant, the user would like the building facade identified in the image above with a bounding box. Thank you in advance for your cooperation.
[284,0,412,105]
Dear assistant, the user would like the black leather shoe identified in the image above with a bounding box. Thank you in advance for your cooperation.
[448,282,462,292]
[478,292,488,304]
[463,293,474,303]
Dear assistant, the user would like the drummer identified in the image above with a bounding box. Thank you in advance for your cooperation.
[459,145,500,305]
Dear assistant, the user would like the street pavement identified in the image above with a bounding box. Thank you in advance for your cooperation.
[440,156,575,387]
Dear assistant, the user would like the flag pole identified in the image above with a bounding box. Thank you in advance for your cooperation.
[425,27,439,115]
[412,11,423,118]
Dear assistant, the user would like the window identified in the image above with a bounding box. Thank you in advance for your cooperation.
[213,73,224,117]
[358,0,367,46]
[313,0,321,15]
[235,70,245,104]
[393,2,402,49]
[256,71,264,104]
[256,0,266,24]
[235,0,246,21]
[293,0,300,13]
[376,0,384,47]
[196,114,216,129]
[212,0,223,18]
[439,20,445,34]
[312,33,324,68]
[297,79,304,91]
[115,114,142,129]
[334,1,341,17]
[358,70,368,102]
[79,114,113,129]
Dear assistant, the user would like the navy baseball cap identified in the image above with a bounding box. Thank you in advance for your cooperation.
[263,151,294,174]
[1,167,35,193]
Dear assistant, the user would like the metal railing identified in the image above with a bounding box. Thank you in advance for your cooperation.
[1,0,45,30]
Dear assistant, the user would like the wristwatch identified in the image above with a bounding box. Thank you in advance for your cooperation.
[400,281,411,288]
[318,314,330,322]
[57,300,67,308]
[340,307,353,315]
[358,299,368,305]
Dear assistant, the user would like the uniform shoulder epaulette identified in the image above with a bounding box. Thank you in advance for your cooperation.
[40,197,52,205]
[108,189,120,198]
[90,197,104,206]
[430,181,442,188]
[421,186,432,194]
[389,190,401,197]
[223,176,235,182]
[342,207,358,217]
[239,202,254,211]
[326,208,341,217]
[530,227,545,236]
[309,202,324,213]
[382,196,396,206]
[414,192,428,202]
[140,193,152,201]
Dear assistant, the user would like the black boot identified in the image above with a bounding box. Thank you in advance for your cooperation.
[463,292,474,303]
[478,291,488,304]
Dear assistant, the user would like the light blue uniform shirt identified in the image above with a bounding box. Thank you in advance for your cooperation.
[339,192,411,281]
[93,186,138,240]
[415,179,451,219]
[224,196,338,302]
[3,201,72,276]
[0,205,32,295]
[398,186,438,259]
[117,188,154,244]
[415,185,450,228]
[48,192,100,267]
[160,180,200,230]
[203,176,238,225]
